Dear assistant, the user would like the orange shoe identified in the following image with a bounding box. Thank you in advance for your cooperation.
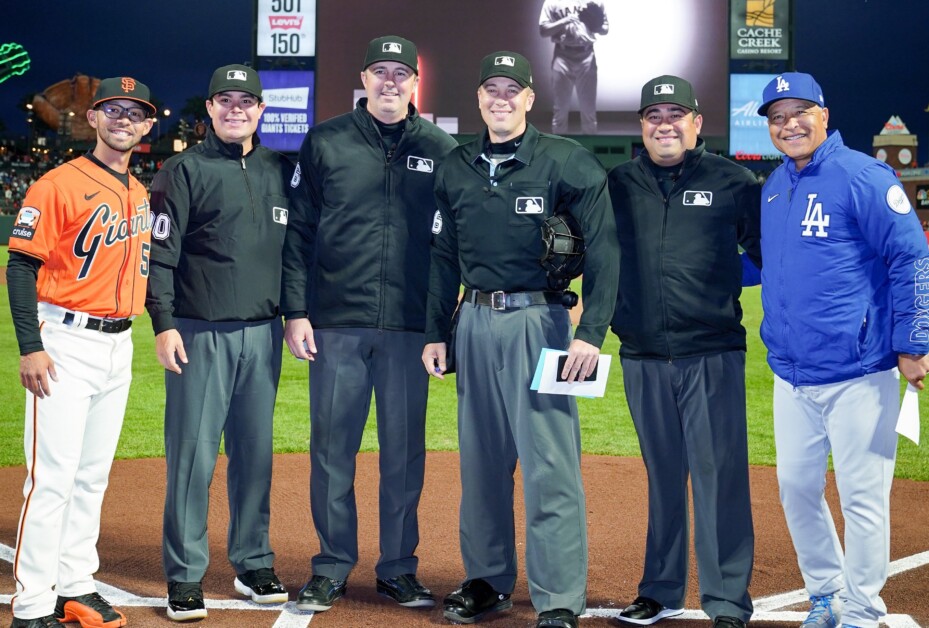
[54,592,127,628]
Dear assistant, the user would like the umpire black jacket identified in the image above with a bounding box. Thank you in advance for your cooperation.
[281,99,458,331]
[426,124,620,348]
[146,127,301,334]
[609,139,762,360]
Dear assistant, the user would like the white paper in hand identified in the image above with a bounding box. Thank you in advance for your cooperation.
[896,383,920,445]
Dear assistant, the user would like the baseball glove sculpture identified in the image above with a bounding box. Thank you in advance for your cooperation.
[32,74,101,141]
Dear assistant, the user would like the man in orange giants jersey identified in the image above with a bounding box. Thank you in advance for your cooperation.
[6,76,155,628]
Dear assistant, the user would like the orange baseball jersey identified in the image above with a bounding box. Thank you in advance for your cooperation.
[10,156,153,318]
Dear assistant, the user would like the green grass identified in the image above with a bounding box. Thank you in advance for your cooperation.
[2,245,928,479]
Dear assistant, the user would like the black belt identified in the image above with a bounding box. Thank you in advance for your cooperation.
[464,288,564,311]
[62,311,133,334]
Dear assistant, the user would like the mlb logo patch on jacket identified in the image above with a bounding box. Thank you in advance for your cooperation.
[683,191,713,206]
[515,197,544,214]
[407,156,433,173]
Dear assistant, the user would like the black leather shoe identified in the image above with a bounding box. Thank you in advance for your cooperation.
[538,608,579,628]
[296,575,347,612]
[618,596,684,625]
[376,573,435,608]
[167,581,207,621]
[443,578,512,624]
[234,567,288,604]
[714,616,747,628]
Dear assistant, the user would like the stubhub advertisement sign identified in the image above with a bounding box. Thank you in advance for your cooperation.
[258,70,314,153]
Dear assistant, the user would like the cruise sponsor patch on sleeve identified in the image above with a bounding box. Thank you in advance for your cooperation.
[10,206,40,240]
[886,184,912,215]
[431,210,443,234]
[290,163,302,188]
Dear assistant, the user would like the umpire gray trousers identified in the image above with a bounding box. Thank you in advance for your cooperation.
[163,317,283,582]
[621,351,754,621]
[457,301,587,615]
[308,328,428,581]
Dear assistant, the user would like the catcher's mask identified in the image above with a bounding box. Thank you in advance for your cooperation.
[540,213,585,289]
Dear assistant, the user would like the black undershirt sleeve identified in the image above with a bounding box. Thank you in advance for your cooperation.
[7,251,44,355]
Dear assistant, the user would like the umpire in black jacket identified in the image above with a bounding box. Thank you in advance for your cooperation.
[608,76,761,628]
[281,36,458,613]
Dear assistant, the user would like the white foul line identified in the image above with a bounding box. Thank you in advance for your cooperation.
[2,542,927,625]
[0,541,314,626]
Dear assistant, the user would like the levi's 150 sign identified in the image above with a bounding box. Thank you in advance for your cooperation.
[257,0,316,57]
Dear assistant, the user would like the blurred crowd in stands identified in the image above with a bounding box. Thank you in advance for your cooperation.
[0,146,162,215]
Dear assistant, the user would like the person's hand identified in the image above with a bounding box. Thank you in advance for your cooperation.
[898,353,929,390]
[284,317,317,361]
[155,329,188,374]
[422,342,448,380]
[560,338,599,383]
[20,351,58,398]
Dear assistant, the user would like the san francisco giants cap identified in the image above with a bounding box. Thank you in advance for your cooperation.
[363,36,419,74]
[93,77,156,116]
[757,72,825,116]
[209,64,263,100]
[479,51,533,89]
[638,75,698,114]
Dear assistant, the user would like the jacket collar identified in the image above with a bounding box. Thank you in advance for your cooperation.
[466,123,540,166]
[783,129,843,177]
[640,137,706,172]
[203,125,261,159]
[352,98,420,133]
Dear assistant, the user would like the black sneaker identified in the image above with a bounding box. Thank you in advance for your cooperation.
[714,617,747,628]
[376,573,436,608]
[234,567,288,604]
[54,592,126,627]
[618,596,684,625]
[167,581,208,621]
[443,578,512,624]
[296,574,347,612]
[10,616,64,628]
[538,609,578,628]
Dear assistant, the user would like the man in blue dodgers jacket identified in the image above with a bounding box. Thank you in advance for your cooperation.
[757,72,929,628]
[281,35,458,613]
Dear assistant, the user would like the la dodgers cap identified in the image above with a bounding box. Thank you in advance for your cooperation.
[638,75,698,114]
[209,64,263,100]
[93,77,156,116]
[479,51,533,89]
[363,35,419,74]
[758,72,824,116]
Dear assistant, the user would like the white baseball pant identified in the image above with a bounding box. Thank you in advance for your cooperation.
[773,368,899,628]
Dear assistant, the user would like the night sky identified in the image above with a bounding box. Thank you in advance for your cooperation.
[2,0,927,163]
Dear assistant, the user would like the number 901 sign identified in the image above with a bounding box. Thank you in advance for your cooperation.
[257,0,316,57]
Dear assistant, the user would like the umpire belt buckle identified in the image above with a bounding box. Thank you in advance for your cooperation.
[491,291,507,311]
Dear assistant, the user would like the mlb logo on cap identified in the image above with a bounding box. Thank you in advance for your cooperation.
[655,84,675,95]
[363,35,419,74]
[209,64,263,100]
[479,50,533,88]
